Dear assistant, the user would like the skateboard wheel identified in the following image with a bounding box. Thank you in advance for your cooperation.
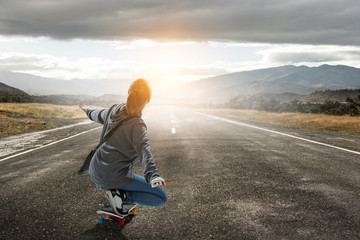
[119,218,125,226]
[99,217,104,224]
[131,208,137,215]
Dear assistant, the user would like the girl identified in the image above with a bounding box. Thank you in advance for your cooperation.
[79,78,168,214]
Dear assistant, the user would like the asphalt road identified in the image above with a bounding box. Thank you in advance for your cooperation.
[1,105,360,240]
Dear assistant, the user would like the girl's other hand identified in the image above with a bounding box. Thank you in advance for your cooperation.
[152,179,172,188]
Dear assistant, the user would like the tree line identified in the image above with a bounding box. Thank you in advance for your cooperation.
[222,94,360,116]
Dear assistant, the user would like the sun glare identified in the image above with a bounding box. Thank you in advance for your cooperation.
[145,65,182,96]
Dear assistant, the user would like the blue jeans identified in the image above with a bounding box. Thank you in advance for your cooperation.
[121,174,167,207]
[99,174,167,207]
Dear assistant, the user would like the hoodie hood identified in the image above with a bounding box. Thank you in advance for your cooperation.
[108,103,141,128]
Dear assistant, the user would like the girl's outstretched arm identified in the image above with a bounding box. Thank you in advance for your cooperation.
[78,104,109,124]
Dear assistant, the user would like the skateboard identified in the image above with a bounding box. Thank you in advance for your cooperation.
[97,203,137,226]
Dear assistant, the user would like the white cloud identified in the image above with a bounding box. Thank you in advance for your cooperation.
[259,45,360,66]
[0,52,137,80]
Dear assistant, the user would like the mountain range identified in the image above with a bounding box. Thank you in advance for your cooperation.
[1,64,359,103]
[172,64,360,103]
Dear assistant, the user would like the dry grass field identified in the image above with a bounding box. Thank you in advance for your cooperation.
[2,103,359,137]
[200,108,360,135]
[0,103,86,119]
[0,103,87,137]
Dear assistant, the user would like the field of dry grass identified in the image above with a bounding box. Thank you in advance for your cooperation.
[200,108,360,135]
[2,103,359,137]
[0,103,87,137]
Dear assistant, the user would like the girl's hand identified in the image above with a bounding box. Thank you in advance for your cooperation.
[79,104,91,112]
[152,179,172,188]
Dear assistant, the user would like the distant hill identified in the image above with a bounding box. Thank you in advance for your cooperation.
[0,82,33,102]
[300,89,360,103]
[172,64,360,103]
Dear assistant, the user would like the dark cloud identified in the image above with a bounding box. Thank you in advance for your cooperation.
[0,0,359,45]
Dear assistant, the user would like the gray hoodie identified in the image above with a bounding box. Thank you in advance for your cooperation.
[84,103,160,189]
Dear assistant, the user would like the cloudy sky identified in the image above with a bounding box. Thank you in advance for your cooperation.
[1,0,360,94]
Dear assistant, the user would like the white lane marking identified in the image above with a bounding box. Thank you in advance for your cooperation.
[0,127,102,162]
[195,111,360,156]
[171,128,176,134]
[0,120,94,158]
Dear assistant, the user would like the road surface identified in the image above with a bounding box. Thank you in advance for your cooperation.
[1,105,360,239]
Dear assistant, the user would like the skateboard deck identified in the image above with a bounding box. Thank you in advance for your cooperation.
[97,203,137,226]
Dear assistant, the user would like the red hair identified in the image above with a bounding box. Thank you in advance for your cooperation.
[126,78,151,115]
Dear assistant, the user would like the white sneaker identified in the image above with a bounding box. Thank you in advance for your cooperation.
[106,190,128,215]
